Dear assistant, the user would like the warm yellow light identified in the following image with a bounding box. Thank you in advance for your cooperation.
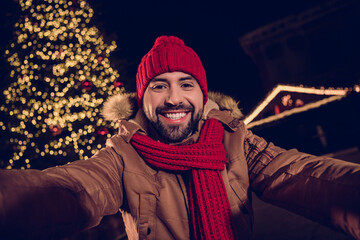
[244,84,349,126]
[1,0,125,169]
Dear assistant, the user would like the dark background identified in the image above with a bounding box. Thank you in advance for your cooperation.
[0,0,339,115]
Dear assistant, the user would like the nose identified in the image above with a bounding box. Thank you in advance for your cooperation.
[165,86,183,106]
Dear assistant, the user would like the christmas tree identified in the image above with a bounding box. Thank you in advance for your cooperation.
[0,0,124,169]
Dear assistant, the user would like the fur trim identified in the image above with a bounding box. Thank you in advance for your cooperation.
[119,209,138,240]
[101,91,243,121]
[102,92,138,122]
[208,92,243,119]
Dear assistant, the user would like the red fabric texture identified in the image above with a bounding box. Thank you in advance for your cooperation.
[136,35,208,106]
[130,119,234,239]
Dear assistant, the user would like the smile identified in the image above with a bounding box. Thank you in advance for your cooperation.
[159,111,190,124]
[164,112,187,120]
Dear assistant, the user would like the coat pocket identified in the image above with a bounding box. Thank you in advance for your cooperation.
[138,194,156,240]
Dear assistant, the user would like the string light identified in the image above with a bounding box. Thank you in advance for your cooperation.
[1,0,125,169]
[244,84,350,128]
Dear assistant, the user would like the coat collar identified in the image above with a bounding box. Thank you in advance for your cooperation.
[102,92,244,143]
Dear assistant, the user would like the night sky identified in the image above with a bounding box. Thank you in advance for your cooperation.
[0,0,330,114]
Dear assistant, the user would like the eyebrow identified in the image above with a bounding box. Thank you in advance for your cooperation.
[151,76,196,82]
[179,76,195,81]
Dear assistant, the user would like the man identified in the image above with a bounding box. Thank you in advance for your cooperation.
[0,36,360,240]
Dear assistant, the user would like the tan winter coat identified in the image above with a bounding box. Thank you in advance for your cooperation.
[0,92,359,240]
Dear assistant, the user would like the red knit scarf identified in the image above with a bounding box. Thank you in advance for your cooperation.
[130,118,234,240]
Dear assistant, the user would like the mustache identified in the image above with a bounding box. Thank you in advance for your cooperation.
[155,104,194,114]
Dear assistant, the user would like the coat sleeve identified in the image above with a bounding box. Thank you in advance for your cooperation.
[243,126,360,239]
[0,145,124,239]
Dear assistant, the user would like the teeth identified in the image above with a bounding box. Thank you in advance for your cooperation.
[164,112,186,120]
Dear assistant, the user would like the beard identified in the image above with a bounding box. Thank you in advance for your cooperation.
[146,104,203,143]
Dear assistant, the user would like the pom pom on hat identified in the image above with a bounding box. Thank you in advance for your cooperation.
[153,35,185,46]
[136,36,208,106]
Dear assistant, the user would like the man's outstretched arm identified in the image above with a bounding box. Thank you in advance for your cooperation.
[243,127,360,239]
[0,146,124,239]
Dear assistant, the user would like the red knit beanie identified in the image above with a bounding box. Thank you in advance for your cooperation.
[136,36,208,106]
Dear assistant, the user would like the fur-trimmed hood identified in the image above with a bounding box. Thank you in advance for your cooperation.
[101,91,243,122]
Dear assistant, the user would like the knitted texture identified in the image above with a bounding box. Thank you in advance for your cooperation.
[130,119,234,240]
[136,36,208,106]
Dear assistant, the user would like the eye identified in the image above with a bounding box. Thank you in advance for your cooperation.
[151,84,167,91]
[181,82,194,90]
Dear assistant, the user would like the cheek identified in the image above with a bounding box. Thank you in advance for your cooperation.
[188,93,204,112]
[143,92,161,118]
[194,100,204,114]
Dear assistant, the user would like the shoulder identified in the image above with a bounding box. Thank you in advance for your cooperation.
[205,92,245,132]
[207,92,243,119]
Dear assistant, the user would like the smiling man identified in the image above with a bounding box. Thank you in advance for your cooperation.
[1,36,360,240]
[136,36,208,144]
